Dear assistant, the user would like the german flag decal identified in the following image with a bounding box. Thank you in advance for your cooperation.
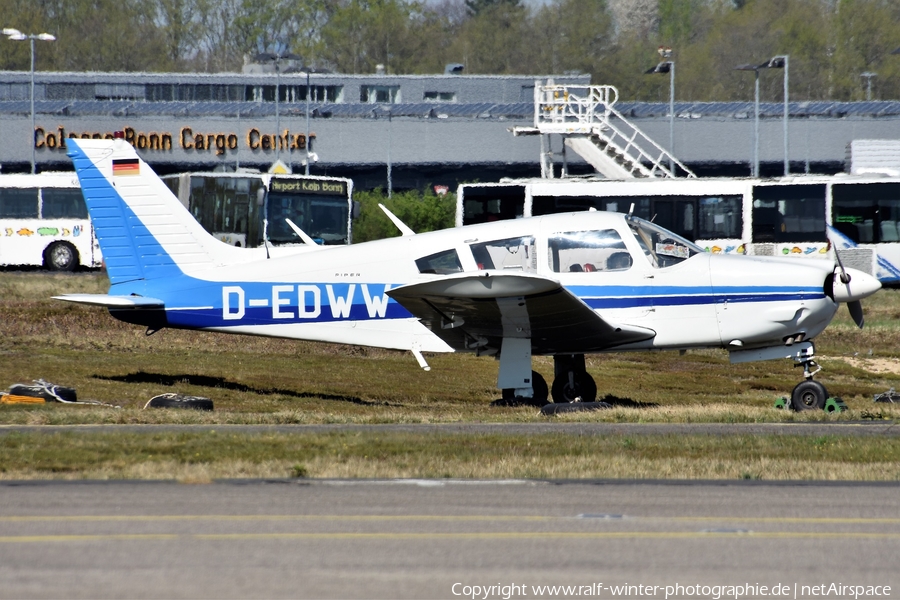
[112,158,140,176]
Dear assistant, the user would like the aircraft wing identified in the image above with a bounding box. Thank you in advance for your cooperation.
[387,272,655,355]
[52,294,165,308]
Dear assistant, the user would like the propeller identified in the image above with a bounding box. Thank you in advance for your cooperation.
[828,235,881,329]
[832,242,864,328]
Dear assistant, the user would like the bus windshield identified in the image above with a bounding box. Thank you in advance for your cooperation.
[266,178,350,245]
[164,173,353,248]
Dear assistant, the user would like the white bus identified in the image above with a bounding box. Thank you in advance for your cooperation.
[457,175,900,285]
[162,172,357,249]
[0,172,100,270]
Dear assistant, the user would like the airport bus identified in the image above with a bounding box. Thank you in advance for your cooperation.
[0,172,100,270]
[457,175,900,284]
[162,172,357,249]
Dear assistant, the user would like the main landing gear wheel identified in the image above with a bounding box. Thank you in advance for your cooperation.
[791,380,828,411]
[551,371,597,403]
[551,354,597,403]
[500,371,548,406]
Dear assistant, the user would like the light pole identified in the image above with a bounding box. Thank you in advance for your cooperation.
[305,70,310,175]
[645,58,675,173]
[860,72,876,101]
[385,108,392,198]
[735,63,761,177]
[3,28,56,174]
[758,55,789,176]
[255,50,294,163]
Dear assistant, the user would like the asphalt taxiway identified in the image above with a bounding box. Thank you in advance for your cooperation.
[0,478,897,599]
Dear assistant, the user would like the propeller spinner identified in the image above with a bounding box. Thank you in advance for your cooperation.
[829,266,881,328]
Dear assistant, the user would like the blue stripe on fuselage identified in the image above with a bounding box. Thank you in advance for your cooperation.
[153,281,824,330]
[568,285,824,310]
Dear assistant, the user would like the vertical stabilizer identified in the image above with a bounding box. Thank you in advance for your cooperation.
[68,138,246,285]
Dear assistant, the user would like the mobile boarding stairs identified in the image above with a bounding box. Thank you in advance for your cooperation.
[513,84,695,180]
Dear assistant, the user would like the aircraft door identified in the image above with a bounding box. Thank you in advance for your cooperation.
[626,218,719,347]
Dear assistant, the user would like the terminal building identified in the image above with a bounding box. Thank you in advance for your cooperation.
[1,68,900,189]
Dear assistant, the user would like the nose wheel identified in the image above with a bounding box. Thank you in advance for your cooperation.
[790,380,828,411]
[790,343,828,411]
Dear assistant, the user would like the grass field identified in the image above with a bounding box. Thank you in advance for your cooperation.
[1,270,899,480]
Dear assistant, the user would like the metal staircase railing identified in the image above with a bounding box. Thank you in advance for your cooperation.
[534,84,695,179]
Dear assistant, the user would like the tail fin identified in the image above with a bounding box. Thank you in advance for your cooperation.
[68,138,246,286]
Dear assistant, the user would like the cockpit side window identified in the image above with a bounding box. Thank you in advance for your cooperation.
[548,229,632,273]
[627,218,701,268]
[415,249,463,274]
[470,236,537,272]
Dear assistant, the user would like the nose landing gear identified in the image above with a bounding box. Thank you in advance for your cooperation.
[790,343,828,411]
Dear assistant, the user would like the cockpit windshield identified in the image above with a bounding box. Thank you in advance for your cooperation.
[627,217,702,268]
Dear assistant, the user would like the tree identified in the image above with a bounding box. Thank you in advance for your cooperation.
[532,0,614,77]
[658,0,709,47]
[352,189,455,242]
[39,0,168,72]
[830,0,900,100]
[451,1,532,74]
[320,0,424,75]
[608,0,659,38]
[153,0,203,71]
[464,0,520,17]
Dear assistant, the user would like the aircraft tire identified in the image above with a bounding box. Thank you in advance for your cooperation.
[532,371,548,404]
[144,393,214,411]
[790,381,828,411]
[551,372,597,404]
[498,371,548,406]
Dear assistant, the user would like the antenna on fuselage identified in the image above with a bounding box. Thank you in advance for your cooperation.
[285,218,322,247]
[379,204,416,236]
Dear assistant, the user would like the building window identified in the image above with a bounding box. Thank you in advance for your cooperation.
[360,85,400,103]
[424,91,456,102]
[146,84,244,102]
[245,84,342,103]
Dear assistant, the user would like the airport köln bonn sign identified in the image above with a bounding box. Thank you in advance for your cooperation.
[33,125,315,157]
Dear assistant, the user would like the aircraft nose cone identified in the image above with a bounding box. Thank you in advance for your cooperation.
[832,268,881,303]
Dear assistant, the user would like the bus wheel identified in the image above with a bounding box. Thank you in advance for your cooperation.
[45,242,77,271]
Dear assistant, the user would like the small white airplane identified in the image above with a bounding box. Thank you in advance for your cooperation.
[57,137,881,411]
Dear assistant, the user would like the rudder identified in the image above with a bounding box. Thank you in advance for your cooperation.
[68,138,245,286]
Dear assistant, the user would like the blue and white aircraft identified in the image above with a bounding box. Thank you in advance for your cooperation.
[56,137,881,410]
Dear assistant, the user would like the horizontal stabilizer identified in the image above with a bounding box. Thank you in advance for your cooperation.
[52,294,165,309]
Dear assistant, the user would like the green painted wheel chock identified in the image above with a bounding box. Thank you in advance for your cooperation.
[775,396,846,412]
[824,397,847,413]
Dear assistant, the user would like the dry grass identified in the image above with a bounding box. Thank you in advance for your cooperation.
[1,430,898,482]
[2,271,900,422]
[2,270,900,480]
